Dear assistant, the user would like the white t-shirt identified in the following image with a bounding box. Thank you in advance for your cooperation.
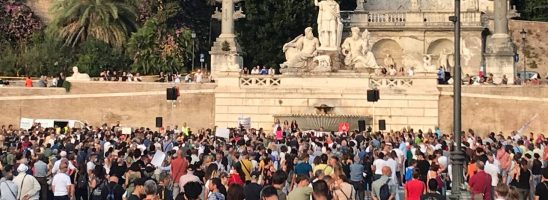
[385,158,398,184]
[484,162,500,186]
[437,156,448,169]
[52,173,72,196]
[373,159,386,175]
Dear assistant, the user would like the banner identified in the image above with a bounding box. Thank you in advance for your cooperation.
[122,127,132,135]
[151,151,166,167]
[215,127,230,139]
[20,118,34,130]
[237,117,251,129]
[338,122,349,132]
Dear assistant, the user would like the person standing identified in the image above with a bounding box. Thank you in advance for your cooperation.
[243,172,263,200]
[534,168,548,200]
[349,156,365,200]
[0,166,18,200]
[127,179,145,200]
[25,76,33,87]
[420,179,444,200]
[33,155,48,200]
[372,152,386,181]
[372,166,395,200]
[468,161,492,200]
[405,171,425,200]
[287,175,313,200]
[484,153,500,200]
[208,178,225,200]
[170,149,188,196]
[51,162,74,200]
[13,164,40,200]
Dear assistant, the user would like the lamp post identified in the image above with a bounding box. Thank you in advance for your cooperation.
[520,29,527,81]
[449,0,466,199]
[191,32,196,72]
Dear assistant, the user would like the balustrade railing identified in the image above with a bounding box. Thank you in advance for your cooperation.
[341,11,483,28]
[369,77,414,88]
[239,76,281,88]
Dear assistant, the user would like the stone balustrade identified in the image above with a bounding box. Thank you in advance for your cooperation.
[341,10,483,28]
[369,76,414,88]
[239,76,281,88]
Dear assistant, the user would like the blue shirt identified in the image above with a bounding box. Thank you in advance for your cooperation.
[349,163,364,182]
[294,162,312,175]
[260,69,268,75]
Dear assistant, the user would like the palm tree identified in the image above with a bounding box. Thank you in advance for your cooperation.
[48,0,138,48]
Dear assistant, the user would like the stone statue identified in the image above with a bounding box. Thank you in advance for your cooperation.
[314,0,343,50]
[384,54,396,67]
[420,54,436,72]
[438,48,451,70]
[410,0,419,10]
[281,27,320,69]
[66,66,90,81]
[341,27,378,69]
[312,55,332,72]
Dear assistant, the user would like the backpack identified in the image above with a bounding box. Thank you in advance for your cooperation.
[379,179,391,200]
[404,167,414,182]
[91,180,106,200]
[105,184,116,200]
[77,173,88,189]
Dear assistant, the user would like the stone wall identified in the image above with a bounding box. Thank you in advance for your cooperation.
[0,82,216,129]
[509,20,548,77]
[438,85,548,136]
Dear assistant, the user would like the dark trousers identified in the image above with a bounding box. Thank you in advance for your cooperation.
[76,188,88,200]
[36,177,48,200]
[351,181,365,200]
[54,195,69,200]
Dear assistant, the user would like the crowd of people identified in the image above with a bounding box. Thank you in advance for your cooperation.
[0,122,546,200]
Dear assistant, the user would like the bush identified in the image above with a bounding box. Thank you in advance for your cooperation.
[62,80,71,92]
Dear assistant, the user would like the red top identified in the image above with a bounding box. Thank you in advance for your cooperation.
[405,179,425,200]
[25,78,32,87]
[170,156,188,182]
[469,170,492,200]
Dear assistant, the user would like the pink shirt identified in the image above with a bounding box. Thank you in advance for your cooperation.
[497,149,510,170]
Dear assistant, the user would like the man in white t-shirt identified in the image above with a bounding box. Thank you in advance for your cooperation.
[52,151,75,175]
[385,152,398,185]
[52,162,74,200]
[484,153,500,195]
[372,152,387,181]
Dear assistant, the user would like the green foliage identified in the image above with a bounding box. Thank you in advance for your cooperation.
[0,32,75,76]
[63,80,72,92]
[237,0,316,68]
[48,0,138,48]
[128,18,193,75]
[75,39,131,76]
[512,0,548,21]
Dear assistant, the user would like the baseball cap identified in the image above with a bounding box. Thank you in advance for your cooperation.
[60,151,67,157]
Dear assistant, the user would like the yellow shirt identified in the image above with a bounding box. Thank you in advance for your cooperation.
[313,164,333,176]
[240,159,253,181]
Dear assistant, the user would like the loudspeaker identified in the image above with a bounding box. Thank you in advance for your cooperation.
[358,120,366,132]
[367,89,380,102]
[166,88,177,100]
[379,119,386,131]
[155,117,163,128]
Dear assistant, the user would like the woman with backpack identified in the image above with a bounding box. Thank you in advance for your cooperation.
[89,165,107,200]
[75,165,88,200]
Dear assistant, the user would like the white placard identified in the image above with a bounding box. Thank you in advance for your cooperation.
[122,127,132,135]
[34,119,54,128]
[68,120,76,128]
[215,127,230,139]
[237,117,251,129]
[20,118,34,130]
[151,151,166,167]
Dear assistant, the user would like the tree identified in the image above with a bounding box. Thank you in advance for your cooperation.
[75,39,131,76]
[237,0,316,68]
[48,0,138,48]
[512,0,548,21]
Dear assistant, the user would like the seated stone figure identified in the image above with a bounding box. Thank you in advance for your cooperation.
[341,27,378,69]
[66,66,91,81]
[281,27,320,69]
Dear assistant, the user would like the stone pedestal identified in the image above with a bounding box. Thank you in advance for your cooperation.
[485,34,515,83]
[318,49,343,71]
[209,35,243,77]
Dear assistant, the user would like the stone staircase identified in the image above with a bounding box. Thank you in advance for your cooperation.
[25,0,54,23]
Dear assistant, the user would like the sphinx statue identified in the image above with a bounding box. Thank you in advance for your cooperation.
[341,27,378,69]
[66,66,91,81]
[281,27,320,69]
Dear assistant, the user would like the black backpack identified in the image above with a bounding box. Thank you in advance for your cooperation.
[104,184,116,200]
[77,173,88,189]
[379,179,391,200]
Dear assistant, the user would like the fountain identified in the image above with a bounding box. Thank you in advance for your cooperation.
[274,103,371,131]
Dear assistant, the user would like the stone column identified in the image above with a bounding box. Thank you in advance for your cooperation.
[494,0,508,35]
[220,0,235,37]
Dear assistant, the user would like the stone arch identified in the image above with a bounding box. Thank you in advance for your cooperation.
[427,38,454,69]
[371,39,403,68]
